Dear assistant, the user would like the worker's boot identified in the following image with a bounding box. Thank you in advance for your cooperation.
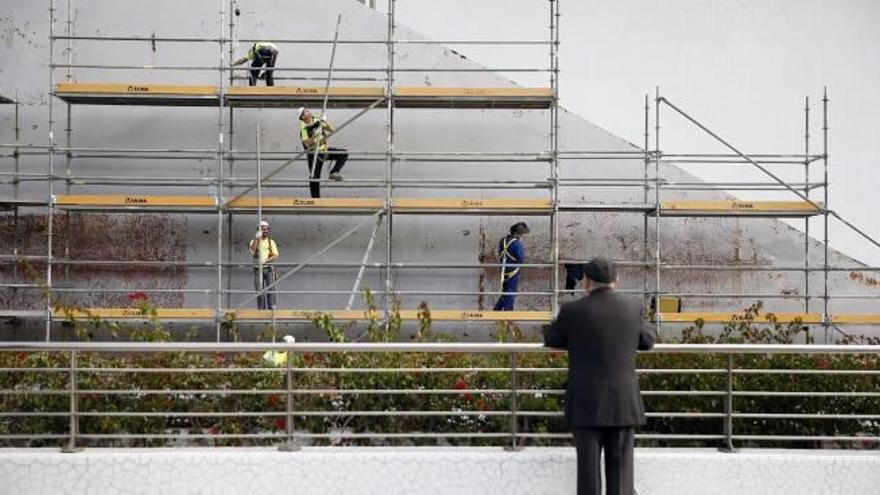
[329,172,345,181]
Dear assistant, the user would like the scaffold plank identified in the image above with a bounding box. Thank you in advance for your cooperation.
[56,308,215,320]
[660,312,824,324]
[226,197,384,213]
[660,200,822,217]
[230,309,381,321]
[226,86,386,108]
[41,308,880,325]
[393,198,551,214]
[830,314,880,325]
[54,195,217,211]
[52,308,552,322]
[393,86,554,109]
[55,83,219,106]
[399,310,553,321]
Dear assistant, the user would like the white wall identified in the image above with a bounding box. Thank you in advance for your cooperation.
[2,447,879,495]
[392,0,880,266]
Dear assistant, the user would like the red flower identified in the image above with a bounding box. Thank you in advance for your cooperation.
[266,394,281,407]
[215,352,227,365]
[453,379,474,400]
[207,426,220,435]
[15,352,27,365]
[816,357,830,370]
[303,353,313,365]
[127,291,148,302]
[273,418,286,430]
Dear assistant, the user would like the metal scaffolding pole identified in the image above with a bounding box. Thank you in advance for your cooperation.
[643,94,650,310]
[384,0,396,325]
[215,0,226,341]
[12,93,21,290]
[549,0,560,315]
[63,0,74,286]
[653,87,661,335]
[347,215,383,310]
[224,0,237,309]
[822,88,829,343]
[46,0,57,341]
[803,96,810,314]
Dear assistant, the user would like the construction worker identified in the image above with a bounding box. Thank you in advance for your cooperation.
[494,222,529,311]
[298,107,349,198]
[249,220,279,310]
[232,42,279,86]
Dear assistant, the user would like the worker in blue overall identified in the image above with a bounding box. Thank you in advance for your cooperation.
[494,222,530,311]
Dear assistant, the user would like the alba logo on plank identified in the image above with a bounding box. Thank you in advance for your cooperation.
[126,86,150,93]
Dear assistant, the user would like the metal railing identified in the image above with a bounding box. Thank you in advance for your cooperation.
[1,342,878,452]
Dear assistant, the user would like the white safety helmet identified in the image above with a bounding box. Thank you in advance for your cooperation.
[296,107,306,120]
[259,220,270,228]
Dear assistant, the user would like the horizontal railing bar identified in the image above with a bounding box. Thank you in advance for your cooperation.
[51,35,552,46]
[3,343,880,354]
[733,391,880,397]
[4,389,880,398]
[732,413,880,420]
[732,435,880,442]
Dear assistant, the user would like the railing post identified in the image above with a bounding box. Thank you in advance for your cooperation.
[504,351,523,451]
[719,353,737,453]
[61,349,82,453]
[278,348,301,451]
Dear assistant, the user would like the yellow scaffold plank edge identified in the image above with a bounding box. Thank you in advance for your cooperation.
[56,82,218,96]
[54,195,217,207]
[660,312,824,324]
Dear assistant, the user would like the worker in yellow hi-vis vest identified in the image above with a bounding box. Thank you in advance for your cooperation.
[298,107,349,198]
[232,42,279,86]
[494,222,529,311]
[249,220,280,310]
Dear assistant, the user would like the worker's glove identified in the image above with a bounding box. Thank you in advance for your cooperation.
[255,231,262,239]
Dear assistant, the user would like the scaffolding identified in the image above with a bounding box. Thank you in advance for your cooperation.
[1,0,879,341]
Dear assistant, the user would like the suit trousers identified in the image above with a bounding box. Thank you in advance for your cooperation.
[573,426,634,495]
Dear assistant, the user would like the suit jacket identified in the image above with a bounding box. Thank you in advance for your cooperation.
[543,288,656,428]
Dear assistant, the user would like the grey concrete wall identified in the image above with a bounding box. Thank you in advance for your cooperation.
[0,0,877,340]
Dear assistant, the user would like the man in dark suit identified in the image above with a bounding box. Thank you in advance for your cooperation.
[543,257,656,495]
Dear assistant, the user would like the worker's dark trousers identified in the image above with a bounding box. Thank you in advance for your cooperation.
[493,273,519,311]
[253,266,276,310]
[573,427,635,495]
[305,148,349,198]
[249,49,276,86]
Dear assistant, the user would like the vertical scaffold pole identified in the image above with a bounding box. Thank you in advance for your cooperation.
[549,0,560,315]
[822,88,829,342]
[13,92,20,287]
[47,0,57,341]
[63,0,74,285]
[225,0,236,308]
[384,0,396,325]
[216,0,226,340]
[653,87,661,335]
[803,96,810,314]
[643,94,650,310]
